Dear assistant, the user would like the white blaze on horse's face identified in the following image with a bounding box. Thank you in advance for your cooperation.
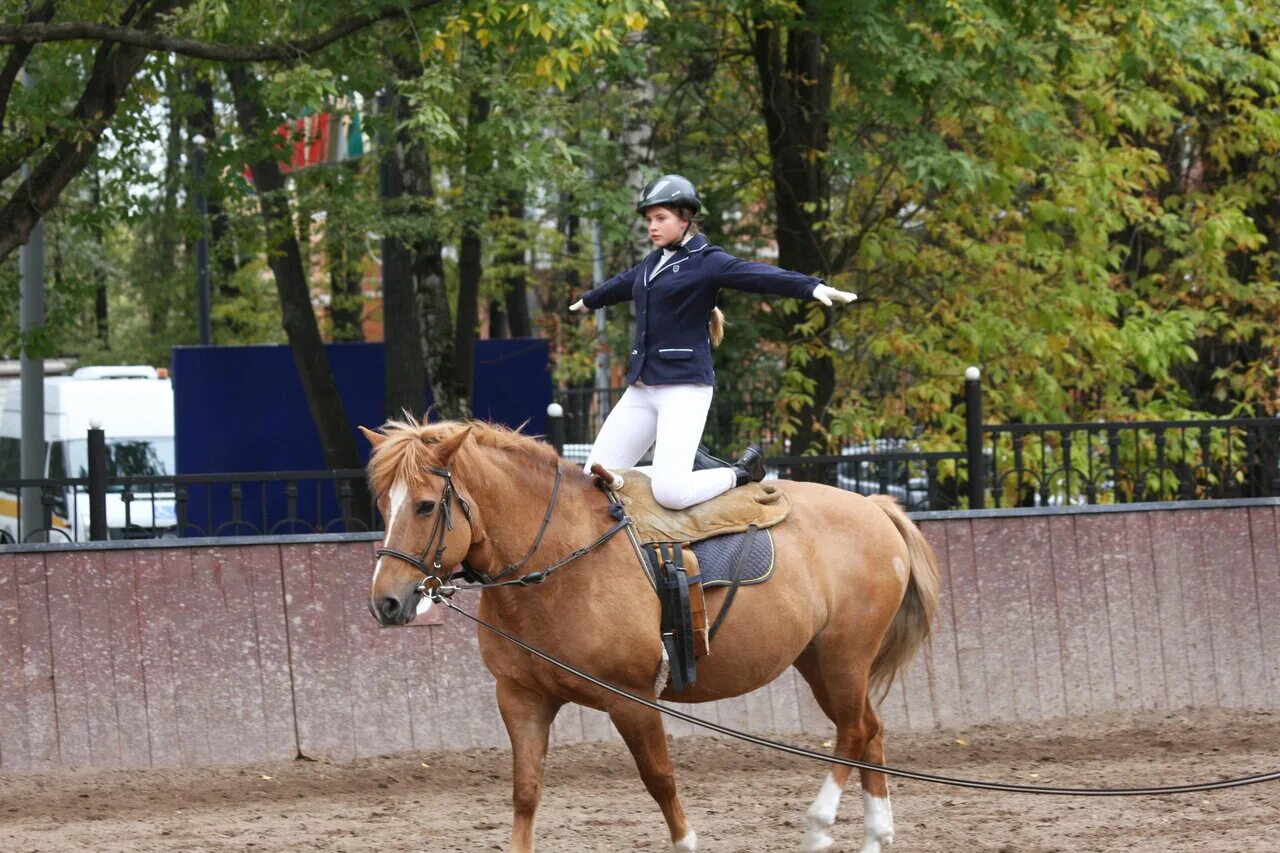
[373,477,410,587]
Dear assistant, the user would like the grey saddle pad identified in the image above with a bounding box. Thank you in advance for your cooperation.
[688,527,776,587]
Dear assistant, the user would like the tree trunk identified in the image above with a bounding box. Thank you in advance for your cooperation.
[488,299,507,338]
[560,207,581,309]
[226,65,363,477]
[326,202,364,343]
[191,77,244,308]
[379,74,469,420]
[90,164,108,347]
[452,91,491,398]
[157,62,182,341]
[456,225,482,392]
[751,4,837,478]
[500,187,531,337]
[377,84,426,420]
[545,203,582,379]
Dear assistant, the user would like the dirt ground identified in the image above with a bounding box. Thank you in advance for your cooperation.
[2,708,1278,853]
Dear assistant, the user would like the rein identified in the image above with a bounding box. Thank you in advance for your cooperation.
[375,462,631,597]
[433,595,1280,798]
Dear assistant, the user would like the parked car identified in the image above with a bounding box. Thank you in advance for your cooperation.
[835,439,934,510]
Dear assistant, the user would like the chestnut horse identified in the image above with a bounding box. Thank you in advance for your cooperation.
[362,418,940,853]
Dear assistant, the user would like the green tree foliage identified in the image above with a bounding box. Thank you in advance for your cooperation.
[630,0,1280,450]
[2,0,1278,453]
[819,0,1280,437]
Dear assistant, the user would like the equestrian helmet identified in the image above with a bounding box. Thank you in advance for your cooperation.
[636,174,701,215]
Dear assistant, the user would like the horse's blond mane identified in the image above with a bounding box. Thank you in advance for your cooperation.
[366,417,561,496]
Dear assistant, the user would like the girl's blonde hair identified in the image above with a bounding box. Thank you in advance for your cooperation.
[668,208,726,348]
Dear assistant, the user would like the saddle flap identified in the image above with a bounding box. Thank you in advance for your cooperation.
[611,469,791,546]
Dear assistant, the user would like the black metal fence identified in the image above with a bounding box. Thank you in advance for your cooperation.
[1,468,375,545]
[985,418,1280,506]
[5,378,1279,546]
[553,378,1280,512]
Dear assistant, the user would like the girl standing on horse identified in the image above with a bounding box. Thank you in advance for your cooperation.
[570,174,856,510]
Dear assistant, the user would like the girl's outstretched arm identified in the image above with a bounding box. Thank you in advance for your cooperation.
[575,261,643,310]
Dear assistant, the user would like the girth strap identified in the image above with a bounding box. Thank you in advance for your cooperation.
[708,524,757,642]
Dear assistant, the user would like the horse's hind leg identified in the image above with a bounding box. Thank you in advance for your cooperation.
[496,679,562,853]
[856,698,895,853]
[793,649,894,853]
[608,702,696,851]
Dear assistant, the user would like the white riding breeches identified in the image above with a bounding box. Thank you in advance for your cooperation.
[584,382,735,510]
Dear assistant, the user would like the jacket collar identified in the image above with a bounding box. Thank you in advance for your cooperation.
[646,232,707,261]
[683,234,708,254]
[645,234,709,283]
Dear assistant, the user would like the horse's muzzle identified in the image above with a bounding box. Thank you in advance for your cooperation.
[371,591,420,626]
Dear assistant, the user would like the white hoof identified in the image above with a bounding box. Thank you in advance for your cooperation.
[859,835,892,853]
[800,773,843,852]
[860,792,895,852]
[800,829,835,852]
[673,830,697,851]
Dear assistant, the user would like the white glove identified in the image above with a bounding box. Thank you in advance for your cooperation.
[813,283,857,306]
[569,299,587,312]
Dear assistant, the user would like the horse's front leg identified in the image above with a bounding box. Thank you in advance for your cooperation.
[496,678,563,853]
[609,702,696,851]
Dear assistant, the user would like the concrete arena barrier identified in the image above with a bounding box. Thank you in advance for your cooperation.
[1,499,1277,770]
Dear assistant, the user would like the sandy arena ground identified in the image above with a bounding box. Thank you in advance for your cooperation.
[2,708,1278,852]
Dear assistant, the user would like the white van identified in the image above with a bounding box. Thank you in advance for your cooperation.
[0,366,177,543]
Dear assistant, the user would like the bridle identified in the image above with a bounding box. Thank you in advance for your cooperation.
[373,465,473,596]
[374,462,630,599]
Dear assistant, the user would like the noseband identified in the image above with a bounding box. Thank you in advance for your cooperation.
[374,466,473,593]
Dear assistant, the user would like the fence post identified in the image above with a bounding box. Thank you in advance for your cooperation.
[87,424,108,541]
[965,366,985,509]
[546,402,565,456]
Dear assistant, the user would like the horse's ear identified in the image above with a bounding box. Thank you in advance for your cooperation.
[358,426,387,448]
[431,425,472,462]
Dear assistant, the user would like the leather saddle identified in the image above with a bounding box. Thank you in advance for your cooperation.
[596,468,790,546]
[592,465,790,693]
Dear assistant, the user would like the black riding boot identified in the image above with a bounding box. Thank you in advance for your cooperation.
[731,445,766,487]
[693,444,733,471]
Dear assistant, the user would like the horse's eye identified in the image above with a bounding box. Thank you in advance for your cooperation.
[416,500,436,517]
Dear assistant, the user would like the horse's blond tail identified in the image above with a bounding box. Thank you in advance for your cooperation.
[867,495,942,702]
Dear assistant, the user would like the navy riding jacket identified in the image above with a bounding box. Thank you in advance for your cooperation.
[581,234,821,386]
